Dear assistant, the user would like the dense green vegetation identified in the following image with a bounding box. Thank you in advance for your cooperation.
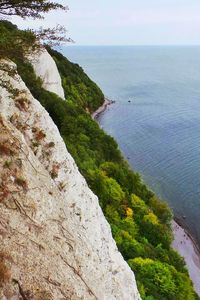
[0,21,37,60]
[1,21,199,299]
[47,48,104,112]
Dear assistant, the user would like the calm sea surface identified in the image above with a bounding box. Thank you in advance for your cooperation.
[61,46,200,246]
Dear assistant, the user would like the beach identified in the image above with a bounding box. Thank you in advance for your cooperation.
[92,97,114,120]
[172,220,200,295]
[92,95,200,296]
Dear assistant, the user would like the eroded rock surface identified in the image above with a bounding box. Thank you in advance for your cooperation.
[0,61,140,299]
[28,48,65,99]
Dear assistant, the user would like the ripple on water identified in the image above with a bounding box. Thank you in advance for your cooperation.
[63,45,200,247]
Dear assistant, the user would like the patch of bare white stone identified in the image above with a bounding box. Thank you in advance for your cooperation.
[0,57,141,299]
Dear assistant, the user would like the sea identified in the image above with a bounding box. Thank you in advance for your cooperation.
[61,45,200,247]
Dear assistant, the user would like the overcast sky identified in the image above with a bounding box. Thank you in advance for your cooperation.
[12,0,200,45]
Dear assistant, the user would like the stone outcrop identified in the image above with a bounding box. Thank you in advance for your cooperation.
[28,48,65,99]
[0,60,141,299]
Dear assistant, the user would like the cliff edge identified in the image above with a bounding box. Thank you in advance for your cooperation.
[0,52,140,299]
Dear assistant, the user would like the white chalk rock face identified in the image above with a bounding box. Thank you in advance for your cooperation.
[29,48,65,99]
[0,60,141,299]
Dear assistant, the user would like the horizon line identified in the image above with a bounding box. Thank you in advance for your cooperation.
[64,44,200,47]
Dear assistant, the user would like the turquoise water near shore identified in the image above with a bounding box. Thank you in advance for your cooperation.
[61,46,200,246]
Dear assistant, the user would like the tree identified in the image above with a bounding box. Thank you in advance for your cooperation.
[128,257,196,300]
[0,20,37,59]
[0,0,67,19]
[0,1,72,48]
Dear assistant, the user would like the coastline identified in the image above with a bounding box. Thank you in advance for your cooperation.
[92,98,200,296]
[92,97,115,120]
[172,220,200,295]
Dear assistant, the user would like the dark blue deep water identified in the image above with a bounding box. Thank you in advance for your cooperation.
[61,46,200,246]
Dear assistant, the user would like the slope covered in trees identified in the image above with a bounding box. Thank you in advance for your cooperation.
[48,48,104,112]
[0,21,199,299]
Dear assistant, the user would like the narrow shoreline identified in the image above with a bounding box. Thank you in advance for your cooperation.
[92,98,200,296]
[172,219,200,295]
[92,97,115,120]
[174,217,200,255]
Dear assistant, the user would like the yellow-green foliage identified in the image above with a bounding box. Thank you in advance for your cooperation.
[143,212,159,225]
[131,194,148,215]
[126,207,133,218]
[128,257,196,300]
[89,170,125,208]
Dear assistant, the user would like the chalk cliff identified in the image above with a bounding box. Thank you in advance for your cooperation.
[28,48,65,99]
[0,53,140,299]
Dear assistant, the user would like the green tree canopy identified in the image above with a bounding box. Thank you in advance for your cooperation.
[128,257,196,300]
[0,0,67,19]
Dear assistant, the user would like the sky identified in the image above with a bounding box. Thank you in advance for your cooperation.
[12,0,200,45]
